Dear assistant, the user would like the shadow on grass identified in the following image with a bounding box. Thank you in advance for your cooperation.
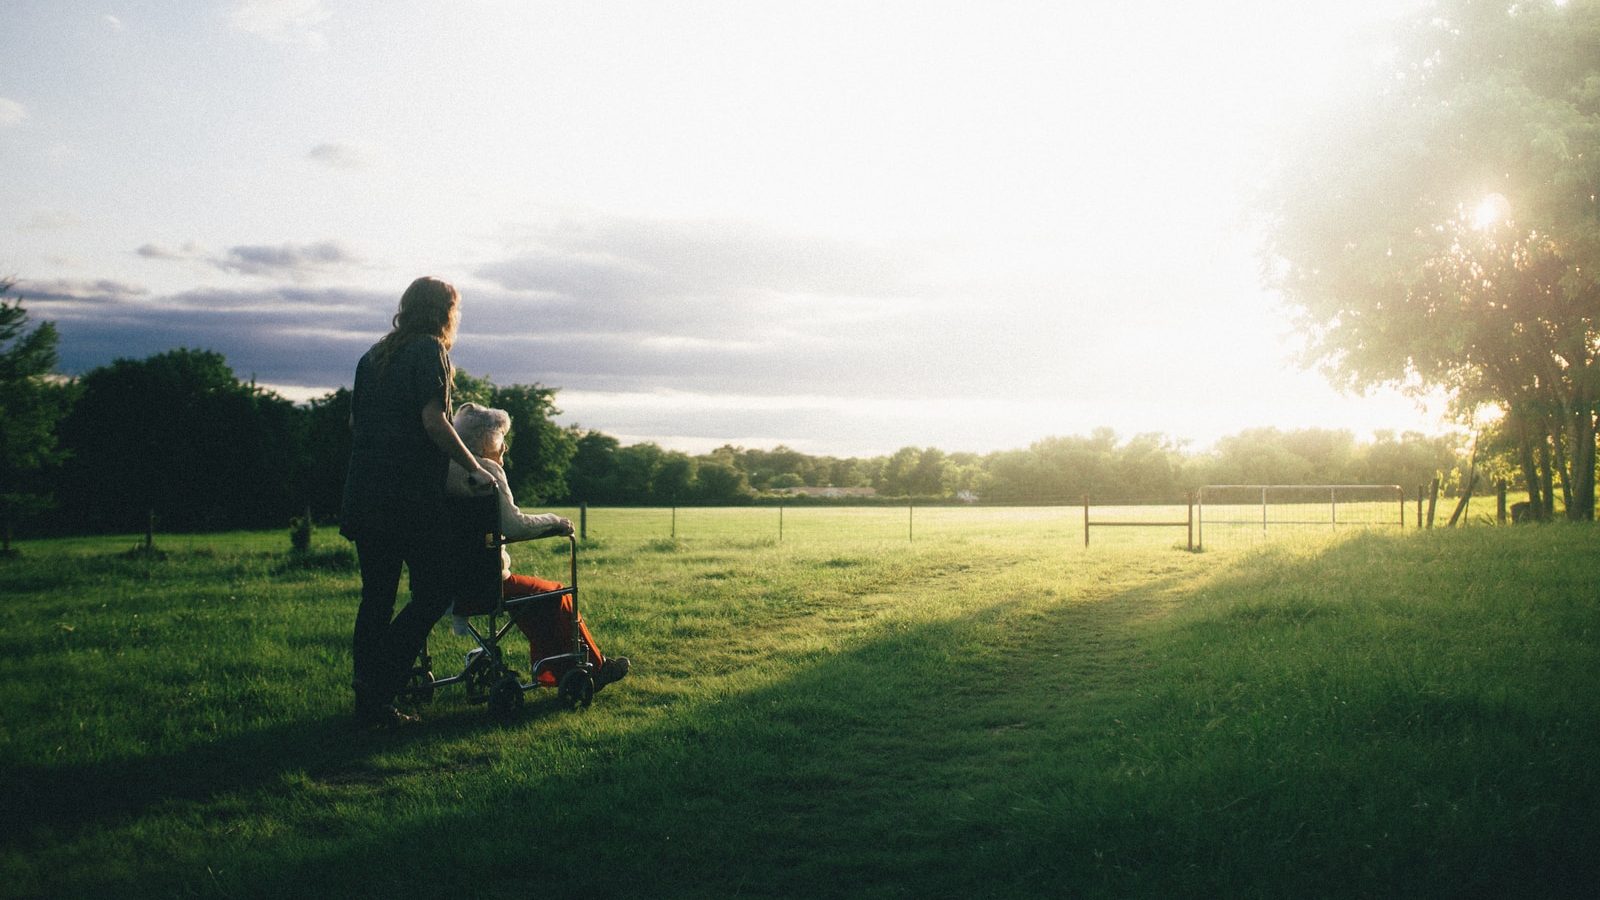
[0,688,573,850]
[13,531,1600,898]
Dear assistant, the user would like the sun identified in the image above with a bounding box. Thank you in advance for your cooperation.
[1471,193,1512,230]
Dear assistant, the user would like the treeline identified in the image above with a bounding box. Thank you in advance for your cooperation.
[4,338,1472,537]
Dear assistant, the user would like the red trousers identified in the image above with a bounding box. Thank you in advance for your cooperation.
[504,573,605,684]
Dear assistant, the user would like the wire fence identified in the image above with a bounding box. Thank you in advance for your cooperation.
[1195,484,1406,550]
[552,484,1420,551]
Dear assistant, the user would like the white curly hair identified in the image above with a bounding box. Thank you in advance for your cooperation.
[452,402,512,456]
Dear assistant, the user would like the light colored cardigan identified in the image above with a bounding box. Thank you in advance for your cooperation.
[445,457,566,580]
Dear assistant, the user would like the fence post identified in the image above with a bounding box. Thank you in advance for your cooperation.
[1496,480,1507,524]
[1426,478,1439,527]
[1416,486,1424,529]
[1330,486,1338,530]
[1083,495,1090,547]
[579,503,587,540]
[671,506,677,540]
[1186,492,1194,551]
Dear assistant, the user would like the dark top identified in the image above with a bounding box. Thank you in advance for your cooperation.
[339,336,452,542]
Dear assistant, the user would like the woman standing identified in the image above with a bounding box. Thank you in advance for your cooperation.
[340,276,494,726]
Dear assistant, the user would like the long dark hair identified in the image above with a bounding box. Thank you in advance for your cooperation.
[369,276,460,378]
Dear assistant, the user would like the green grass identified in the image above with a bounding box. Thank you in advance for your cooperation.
[0,512,1596,898]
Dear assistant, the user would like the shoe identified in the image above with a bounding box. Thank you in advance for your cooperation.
[355,701,420,728]
[594,656,630,691]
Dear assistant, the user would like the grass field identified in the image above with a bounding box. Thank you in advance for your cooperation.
[1,507,1596,898]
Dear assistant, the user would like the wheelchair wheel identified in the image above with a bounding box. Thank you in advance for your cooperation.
[558,669,594,710]
[463,651,495,702]
[488,674,524,716]
[399,668,435,706]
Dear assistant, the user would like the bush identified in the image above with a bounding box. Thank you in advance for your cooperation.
[288,513,313,554]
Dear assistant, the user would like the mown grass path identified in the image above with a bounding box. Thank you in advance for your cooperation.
[1,520,1596,898]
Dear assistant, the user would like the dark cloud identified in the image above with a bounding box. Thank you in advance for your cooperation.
[48,216,1072,420]
[216,241,357,278]
[38,282,392,390]
[136,242,204,260]
[135,240,359,280]
[15,278,148,303]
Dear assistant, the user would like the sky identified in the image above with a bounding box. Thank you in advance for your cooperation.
[1,0,1449,458]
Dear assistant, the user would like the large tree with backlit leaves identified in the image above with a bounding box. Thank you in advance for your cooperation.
[1261,0,1600,519]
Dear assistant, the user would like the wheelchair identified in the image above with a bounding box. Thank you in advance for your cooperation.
[398,494,597,716]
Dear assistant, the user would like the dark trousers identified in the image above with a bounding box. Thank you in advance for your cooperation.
[353,531,451,705]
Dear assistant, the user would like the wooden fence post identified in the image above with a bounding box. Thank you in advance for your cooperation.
[1083,495,1090,547]
[579,503,587,540]
[1186,492,1194,551]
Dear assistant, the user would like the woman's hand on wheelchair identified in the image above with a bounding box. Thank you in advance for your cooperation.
[463,465,497,496]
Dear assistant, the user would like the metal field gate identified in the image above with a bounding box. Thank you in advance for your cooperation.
[1196,484,1406,549]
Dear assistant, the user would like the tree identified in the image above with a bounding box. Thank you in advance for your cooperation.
[1357,430,1464,492]
[614,442,664,503]
[0,282,72,551]
[452,369,495,408]
[491,383,575,504]
[1261,0,1600,519]
[566,429,621,503]
[655,452,696,504]
[876,447,920,496]
[694,457,753,503]
[299,388,352,520]
[55,349,302,532]
[907,447,953,496]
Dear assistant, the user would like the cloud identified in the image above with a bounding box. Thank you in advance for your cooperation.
[471,216,930,348]
[103,14,124,30]
[136,239,358,280]
[0,97,26,127]
[307,142,371,169]
[136,242,206,261]
[450,214,1097,405]
[38,282,393,389]
[479,217,919,307]
[215,240,356,278]
[14,278,149,303]
[228,0,331,48]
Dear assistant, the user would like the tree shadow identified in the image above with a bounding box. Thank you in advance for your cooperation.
[0,685,570,851]
[14,532,1600,897]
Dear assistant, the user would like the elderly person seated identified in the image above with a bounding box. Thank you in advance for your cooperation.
[445,402,629,691]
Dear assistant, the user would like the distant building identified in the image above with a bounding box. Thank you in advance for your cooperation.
[774,486,877,498]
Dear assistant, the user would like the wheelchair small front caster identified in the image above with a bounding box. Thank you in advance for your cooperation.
[488,674,524,716]
[558,669,594,710]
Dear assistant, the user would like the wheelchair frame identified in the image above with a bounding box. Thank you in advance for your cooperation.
[401,497,597,715]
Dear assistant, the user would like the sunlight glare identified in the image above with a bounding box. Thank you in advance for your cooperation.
[1471,193,1511,230]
